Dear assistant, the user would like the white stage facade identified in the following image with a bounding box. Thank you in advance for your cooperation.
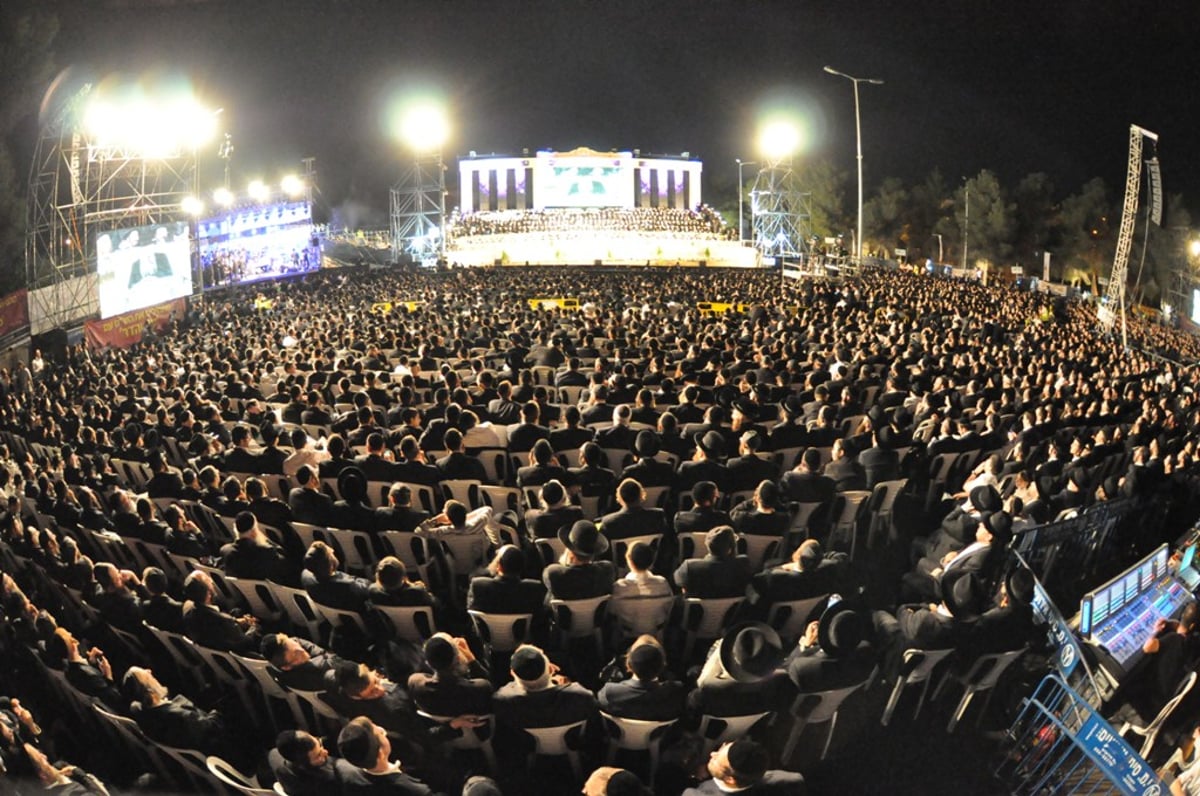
[447,147,760,268]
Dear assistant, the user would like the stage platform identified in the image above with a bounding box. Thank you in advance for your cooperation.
[446,230,761,268]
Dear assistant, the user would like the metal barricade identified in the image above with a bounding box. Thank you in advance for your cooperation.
[994,674,1163,796]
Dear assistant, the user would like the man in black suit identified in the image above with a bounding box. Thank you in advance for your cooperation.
[221,424,261,473]
[748,539,844,615]
[372,484,430,534]
[555,357,589,388]
[729,480,791,538]
[543,521,615,601]
[140,566,185,633]
[406,633,493,721]
[436,429,489,482]
[596,404,638,451]
[486,380,522,426]
[262,632,351,692]
[525,479,584,540]
[598,635,686,721]
[822,439,866,492]
[621,430,675,489]
[300,390,336,428]
[858,425,901,489]
[779,447,836,505]
[246,476,294,534]
[676,431,730,494]
[124,666,248,766]
[767,395,808,452]
[683,739,807,795]
[289,464,338,527]
[726,431,778,494]
[393,437,441,488]
[469,546,548,620]
[145,449,184,499]
[181,569,261,654]
[673,526,752,599]
[336,716,437,796]
[517,438,572,489]
[670,480,724,533]
[220,510,299,586]
[599,478,669,543]
[785,601,877,694]
[549,405,595,453]
[353,433,401,483]
[506,401,551,454]
[493,644,598,741]
[270,730,361,796]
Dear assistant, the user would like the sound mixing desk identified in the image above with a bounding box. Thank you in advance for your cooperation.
[1076,545,1194,692]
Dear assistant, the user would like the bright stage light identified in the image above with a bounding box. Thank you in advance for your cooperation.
[248,180,269,202]
[181,195,205,216]
[395,101,450,154]
[1190,239,1200,258]
[757,118,803,162]
[213,187,234,207]
[82,80,217,157]
[281,174,305,198]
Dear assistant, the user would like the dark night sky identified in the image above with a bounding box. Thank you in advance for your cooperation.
[42,0,1200,222]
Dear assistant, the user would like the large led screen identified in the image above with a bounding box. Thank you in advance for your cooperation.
[198,201,319,289]
[537,158,632,208]
[95,222,193,319]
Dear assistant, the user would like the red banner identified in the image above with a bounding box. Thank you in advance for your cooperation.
[0,289,29,339]
[84,298,186,350]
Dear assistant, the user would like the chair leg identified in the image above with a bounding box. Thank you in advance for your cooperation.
[914,677,932,720]
[974,688,996,728]
[820,714,839,761]
[781,718,807,764]
[947,692,974,733]
[881,679,905,726]
[567,750,582,781]
[931,669,952,702]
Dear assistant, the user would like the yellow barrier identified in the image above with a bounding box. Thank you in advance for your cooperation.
[527,297,580,310]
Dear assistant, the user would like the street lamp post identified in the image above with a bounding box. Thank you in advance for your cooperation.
[823,66,883,264]
[735,158,757,243]
[962,178,970,271]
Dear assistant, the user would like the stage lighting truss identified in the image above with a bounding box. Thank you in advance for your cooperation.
[25,83,200,332]
[390,155,446,264]
[749,160,813,262]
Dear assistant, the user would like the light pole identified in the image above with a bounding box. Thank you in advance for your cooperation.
[735,158,757,243]
[933,233,943,264]
[823,66,883,263]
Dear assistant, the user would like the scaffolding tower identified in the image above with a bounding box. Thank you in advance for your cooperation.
[389,155,445,264]
[1102,125,1158,349]
[25,83,198,332]
[749,160,811,263]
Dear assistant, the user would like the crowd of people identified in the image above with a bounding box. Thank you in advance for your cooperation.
[2,264,1200,795]
[447,206,729,240]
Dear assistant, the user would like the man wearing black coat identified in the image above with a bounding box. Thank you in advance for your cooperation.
[597,636,686,721]
[673,526,752,599]
[289,465,338,527]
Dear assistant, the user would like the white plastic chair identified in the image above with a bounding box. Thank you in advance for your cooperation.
[933,646,1027,732]
[600,712,678,783]
[1119,670,1198,758]
[881,647,955,726]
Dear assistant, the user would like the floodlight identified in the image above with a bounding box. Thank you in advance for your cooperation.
[1190,240,1200,258]
[397,102,450,154]
[82,85,216,157]
[281,174,304,198]
[247,180,269,202]
[213,187,234,207]
[757,119,802,162]
[181,195,205,216]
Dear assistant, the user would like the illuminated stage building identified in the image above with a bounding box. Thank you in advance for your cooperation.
[447,148,760,268]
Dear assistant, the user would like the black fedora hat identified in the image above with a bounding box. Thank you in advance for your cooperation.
[634,430,661,458]
[816,601,866,658]
[942,569,985,622]
[1006,566,1035,608]
[558,519,609,558]
[719,622,784,682]
[696,430,725,457]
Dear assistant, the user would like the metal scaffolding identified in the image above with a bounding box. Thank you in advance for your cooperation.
[1102,124,1158,349]
[749,160,811,262]
[389,155,445,264]
[25,83,198,331]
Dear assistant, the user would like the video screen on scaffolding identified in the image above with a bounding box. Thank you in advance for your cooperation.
[538,159,632,208]
[198,201,319,289]
[95,222,194,320]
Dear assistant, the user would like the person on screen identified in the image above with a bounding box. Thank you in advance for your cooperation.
[126,228,144,288]
[151,226,175,277]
